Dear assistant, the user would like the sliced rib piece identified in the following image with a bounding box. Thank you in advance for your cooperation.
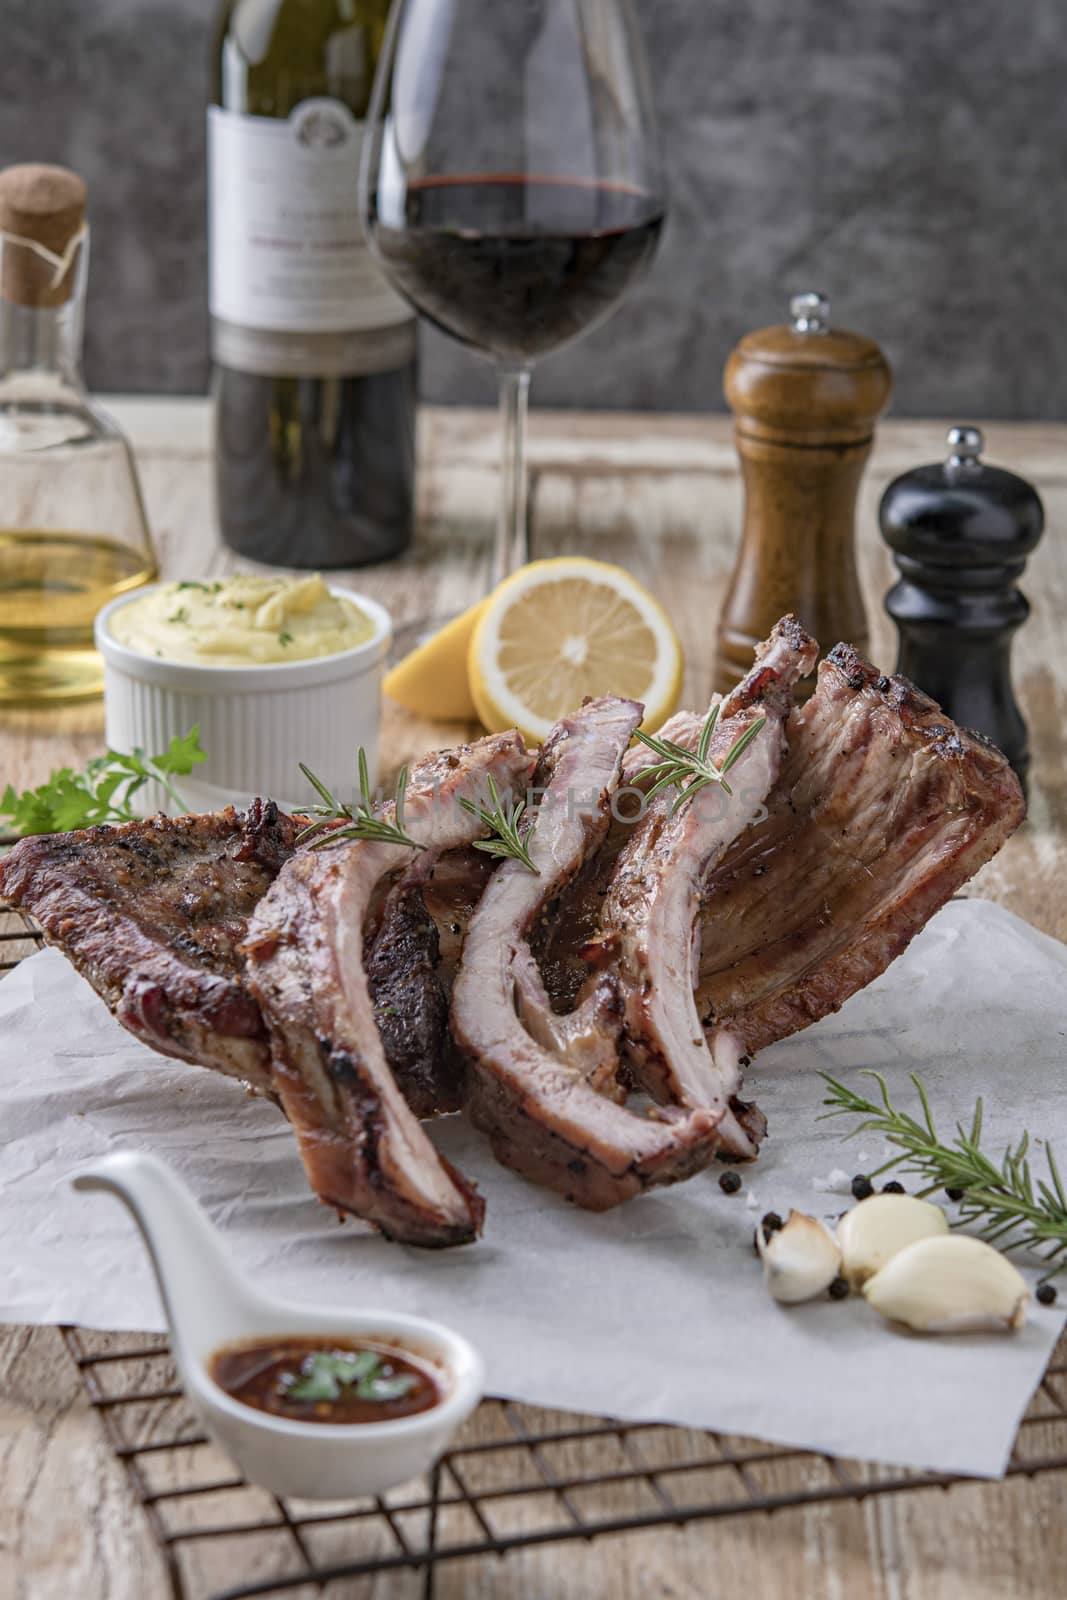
[511,946,624,1100]
[598,617,818,1156]
[0,800,299,1092]
[695,643,1026,1051]
[530,699,732,1022]
[452,697,723,1211]
[0,796,467,1119]
[244,732,532,1247]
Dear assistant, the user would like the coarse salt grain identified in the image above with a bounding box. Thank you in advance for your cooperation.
[812,1167,854,1195]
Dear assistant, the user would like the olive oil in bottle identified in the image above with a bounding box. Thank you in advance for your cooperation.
[0,533,154,702]
[0,164,157,704]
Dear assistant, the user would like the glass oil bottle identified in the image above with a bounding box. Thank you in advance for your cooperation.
[0,163,157,704]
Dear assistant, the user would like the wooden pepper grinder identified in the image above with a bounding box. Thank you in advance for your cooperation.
[879,426,1044,788]
[714,291,892,694]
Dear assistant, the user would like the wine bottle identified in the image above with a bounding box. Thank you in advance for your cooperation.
[209,0,416,568]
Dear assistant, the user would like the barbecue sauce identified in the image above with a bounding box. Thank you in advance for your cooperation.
[210,1336,440,1425]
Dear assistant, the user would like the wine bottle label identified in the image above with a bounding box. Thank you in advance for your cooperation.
[207,100,415,377]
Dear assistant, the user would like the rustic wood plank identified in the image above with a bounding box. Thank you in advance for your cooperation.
[2,403,1066,1600]
[0,1325,171,1600]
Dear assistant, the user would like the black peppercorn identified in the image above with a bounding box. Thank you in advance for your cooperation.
[718,1169,742,1194]
[754,1211,785,1250]
[945,1187,965,1202]
[851,1174,874,1200]
[828,1276,850,1300]
[882,1180,906,1194]
[1037,1283,1058,1306]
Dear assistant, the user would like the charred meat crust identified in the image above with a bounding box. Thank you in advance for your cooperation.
[316,1045,484,1246]
[365,872,463,1118]
[452,696,724,1210]
[244,731,532,1247]
[595,618,818,1155]
[468,1063,715,1209]
[0,804,299,1091]
[695,644,1026,1052]
[2,794,474,1120]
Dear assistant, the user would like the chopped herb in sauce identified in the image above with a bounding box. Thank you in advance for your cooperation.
[285,1349,417,1404]
[210,1336,439,1425]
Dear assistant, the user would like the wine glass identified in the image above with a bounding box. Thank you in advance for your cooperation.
[360,0,666,598]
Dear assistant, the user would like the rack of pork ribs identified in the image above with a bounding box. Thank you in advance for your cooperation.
[0,618,1024,1248]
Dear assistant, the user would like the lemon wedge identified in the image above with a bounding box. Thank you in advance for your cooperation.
[468,558,683,742]
[383,598,488,721]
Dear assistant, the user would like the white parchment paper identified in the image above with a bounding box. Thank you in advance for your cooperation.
[1,898,1064,1477]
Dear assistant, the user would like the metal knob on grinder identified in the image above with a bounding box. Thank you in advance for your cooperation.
[714,292,892,697]
[879,426,1044,788]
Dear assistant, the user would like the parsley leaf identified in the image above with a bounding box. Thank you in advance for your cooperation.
[367,1373,420,1401]
[0,728,207,836]
[283,1349,418,1405]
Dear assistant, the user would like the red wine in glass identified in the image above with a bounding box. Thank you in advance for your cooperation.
[370,175,665,365]
[360,0,666,606]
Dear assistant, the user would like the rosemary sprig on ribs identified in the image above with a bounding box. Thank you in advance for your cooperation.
[821,1070,1067,1280]
[297,750,422,851]
[633,702,767,813]
[459,773,539,874]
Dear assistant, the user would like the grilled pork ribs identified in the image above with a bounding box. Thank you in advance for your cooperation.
[243,732,531,1247]
[0,800,295,1093]
[693,644,1026,1051]
[0,622,1024,1246]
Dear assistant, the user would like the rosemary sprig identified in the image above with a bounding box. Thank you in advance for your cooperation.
[633,702,767,814]
[821,1070,1067,1279]
[297,749,421,851]
[459,774,539,874]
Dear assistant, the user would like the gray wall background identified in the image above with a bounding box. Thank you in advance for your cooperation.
[2,0,1065,419]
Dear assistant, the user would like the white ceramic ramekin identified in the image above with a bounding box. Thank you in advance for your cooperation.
[95,585,393,814]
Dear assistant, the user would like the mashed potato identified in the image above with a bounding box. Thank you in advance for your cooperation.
[110,574,376,666]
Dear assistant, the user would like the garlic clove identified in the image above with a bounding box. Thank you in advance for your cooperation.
[837,1193,949,1287]
[757,1209,842,1304]
[863,1234,1029,1334]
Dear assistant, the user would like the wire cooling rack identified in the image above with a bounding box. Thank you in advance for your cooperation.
[4,897,1067,1600]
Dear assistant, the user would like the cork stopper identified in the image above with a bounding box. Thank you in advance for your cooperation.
[0,164,87,309]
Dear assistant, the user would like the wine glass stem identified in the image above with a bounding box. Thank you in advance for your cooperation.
[494,365,532,586]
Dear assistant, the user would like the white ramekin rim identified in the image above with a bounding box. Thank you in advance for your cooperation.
[94,582,394,692]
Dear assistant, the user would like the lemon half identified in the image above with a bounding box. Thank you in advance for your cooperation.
[468,558,682,743]
[383,597,488,721]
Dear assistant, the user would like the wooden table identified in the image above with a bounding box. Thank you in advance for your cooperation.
[3,402,1066,1599]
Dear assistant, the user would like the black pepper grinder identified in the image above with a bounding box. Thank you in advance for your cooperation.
[879,426,1044,788]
